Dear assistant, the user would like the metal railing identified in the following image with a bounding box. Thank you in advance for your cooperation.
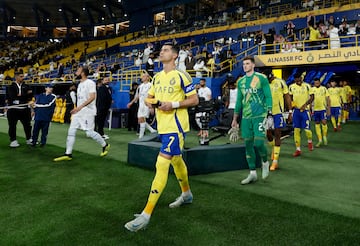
[257,34,360,54]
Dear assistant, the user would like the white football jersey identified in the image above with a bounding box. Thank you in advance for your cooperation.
[76,79,97,116]
[137,82,152,106]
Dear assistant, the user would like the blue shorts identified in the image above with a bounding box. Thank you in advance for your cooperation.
[331,107,341,117]
[159,133,184,156]
[313,110,327,122]
[293,109,311,129]
[273,113,286,128]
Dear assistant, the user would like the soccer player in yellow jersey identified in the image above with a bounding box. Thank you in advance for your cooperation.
[328,80,342,131]
[312,78,330,147]
[263,69,292,171]
[341,80,352,123]
[125,42,199,232]
[288,73,314,157]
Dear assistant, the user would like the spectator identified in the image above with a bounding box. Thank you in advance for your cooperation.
[193,57,208,78]
[347,23,356,35]
[339,21,349,35]
[308,17,321,49]
[57,62,64,78]
[328,24,340,49]
[264,28,276,54]
[287,21,296,38]
[185,51,196,71]
[146,53,155,77]
[326,16,336,27]
[356,20,360,34]
[177,46,188,72]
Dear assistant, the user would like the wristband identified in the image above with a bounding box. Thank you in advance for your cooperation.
[171,101,180,109]
[289,109,293,113]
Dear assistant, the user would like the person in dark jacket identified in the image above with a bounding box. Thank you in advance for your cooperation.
[64,83,77,123]
[127,82,139,131]
[31,84,56,147]
[95,76,113,139]
[6,71,33,147]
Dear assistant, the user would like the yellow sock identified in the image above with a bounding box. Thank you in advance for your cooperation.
[315,124,322,142]
[322,124,328,138]
[273,146,281,161]
[305,129,312,141]
[337,116,342,126]
[171,155,190,193]
[268,139,275,146]
[331,116,336,128]
[144,155,171,215]
[345,111,349,120]
[342,111,347,122]
[294,128,301,149]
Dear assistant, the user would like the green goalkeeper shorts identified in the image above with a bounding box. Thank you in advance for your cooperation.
[241,117,266,139]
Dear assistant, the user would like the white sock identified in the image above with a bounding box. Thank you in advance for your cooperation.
[141,211,151,220]
[250,170,257,176]
[139,123,145,138]
[182,190,192,197]
[86,130,106,147]
[296,147,301,151]
[145,122,156,133]
[65,127,77,154]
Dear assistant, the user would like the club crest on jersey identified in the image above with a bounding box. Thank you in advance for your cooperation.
[169,78,176,85]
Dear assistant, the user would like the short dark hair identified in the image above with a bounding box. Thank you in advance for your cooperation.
[314,77,320,81]
[80,65,90,76]
[163,42,179,54]
[14,71,24,76]
[243,56,255,64]
[294,72,302,79]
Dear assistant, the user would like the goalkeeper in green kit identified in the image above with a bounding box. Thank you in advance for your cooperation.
[230,56,273,185]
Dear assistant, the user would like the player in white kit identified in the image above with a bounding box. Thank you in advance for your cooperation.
[127,73,157,138]
[54,66,110,161]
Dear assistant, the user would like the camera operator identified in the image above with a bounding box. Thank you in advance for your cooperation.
[196,79,212,137]
[221,73,238,127]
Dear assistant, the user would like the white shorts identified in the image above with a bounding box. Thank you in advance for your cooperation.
[70,114,95,131]
[137,105,150,118]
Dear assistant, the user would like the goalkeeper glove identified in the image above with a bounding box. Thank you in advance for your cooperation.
[262,111,274,131]
[228,127,239,142]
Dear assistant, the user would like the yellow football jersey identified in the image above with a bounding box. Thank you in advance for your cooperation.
[343,85,352,103]
[270,77,289,115]
[148,69,196,134]
[289,82,313,110]
[328,87,342,107]
[312,86,329,111]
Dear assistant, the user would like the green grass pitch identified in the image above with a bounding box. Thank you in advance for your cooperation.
[0,117,359,245]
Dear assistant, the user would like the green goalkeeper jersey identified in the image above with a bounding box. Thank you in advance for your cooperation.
[234,72,272,119]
